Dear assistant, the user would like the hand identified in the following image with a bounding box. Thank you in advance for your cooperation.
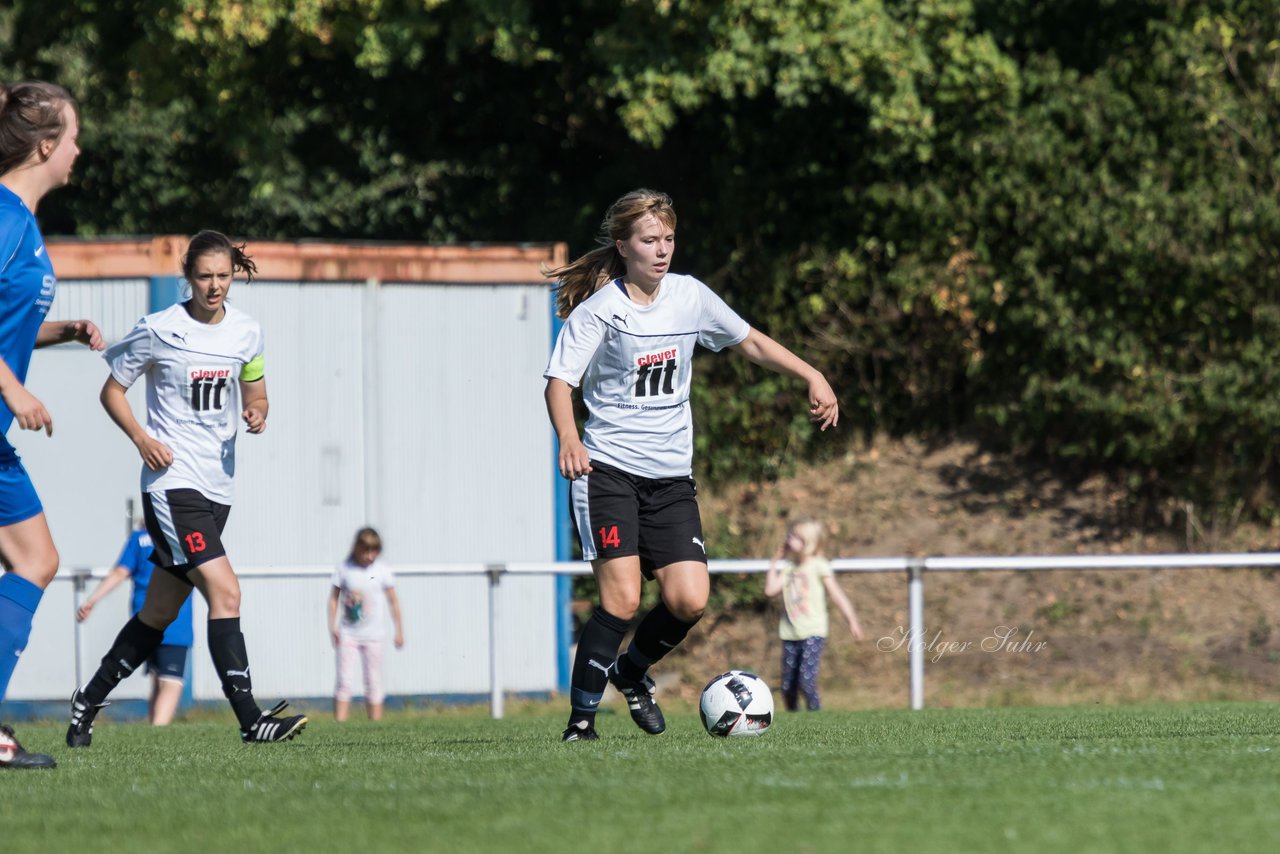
[557,435,592,480]
[394,630,405,650]
[1,384,52,436]
[77,601,94,622]
[807,373,839,431]
[772,542,787,562]
[849,620,865,641]
[242,405,266,433]
[330,629,340,647]
[136,435,174,471]
[64,320,105,351]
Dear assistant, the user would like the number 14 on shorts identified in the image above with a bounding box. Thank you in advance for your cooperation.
[597,525,620,549]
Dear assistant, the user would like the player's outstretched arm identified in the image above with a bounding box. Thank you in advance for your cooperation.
[77,566,131,622]
[36,319,104,351]
[731,328,839,431]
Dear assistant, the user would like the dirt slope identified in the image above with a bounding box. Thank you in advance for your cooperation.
[670,437,1280,709]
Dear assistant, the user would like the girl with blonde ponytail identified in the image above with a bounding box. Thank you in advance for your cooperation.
[544,188,840,742]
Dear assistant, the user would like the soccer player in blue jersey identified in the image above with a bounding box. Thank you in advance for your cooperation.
[544,189,839,742]
[0,80,103,770]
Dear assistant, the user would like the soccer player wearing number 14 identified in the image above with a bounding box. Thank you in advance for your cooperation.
[544,189,840,742]
[67,231,306,747]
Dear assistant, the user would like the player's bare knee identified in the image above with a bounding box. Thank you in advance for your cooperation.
[27,548,59,587]
[668,600,705,624]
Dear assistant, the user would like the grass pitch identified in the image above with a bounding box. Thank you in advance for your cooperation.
[2,701,1277,853]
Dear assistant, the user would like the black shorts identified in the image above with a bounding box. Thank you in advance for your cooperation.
[570,460,706,577]
[146,644,189,681]
[143,488,231,579]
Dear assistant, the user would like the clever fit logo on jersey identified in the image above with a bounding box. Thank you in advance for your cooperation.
[632,346,681,401]
[188,366,233,412]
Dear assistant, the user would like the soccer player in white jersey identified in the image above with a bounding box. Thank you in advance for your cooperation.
[544,189,839,742]
[67,231,307,746]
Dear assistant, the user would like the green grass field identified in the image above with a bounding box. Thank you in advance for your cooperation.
[2,701,1277,853]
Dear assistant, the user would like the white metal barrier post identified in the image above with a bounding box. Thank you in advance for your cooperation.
[907,558,925,711]
[487,564,505,720]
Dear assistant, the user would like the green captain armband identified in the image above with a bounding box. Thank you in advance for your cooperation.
[240,354,265,382]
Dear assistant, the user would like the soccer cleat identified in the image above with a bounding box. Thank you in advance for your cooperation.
[241,701,308,743]
[561,720,599,742]
[1,723,55,769]
[67,688,108,748]
[609,666,666,735]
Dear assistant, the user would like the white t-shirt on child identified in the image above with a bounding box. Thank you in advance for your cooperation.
[332,557,395,642]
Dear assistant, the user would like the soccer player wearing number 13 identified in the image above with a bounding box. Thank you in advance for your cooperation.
[67,231,306,747]
[544,189,840,742]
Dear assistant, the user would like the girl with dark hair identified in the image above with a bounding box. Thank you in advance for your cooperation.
[0,80,103,770]
[544,189,839,742]
[68,230,308,746]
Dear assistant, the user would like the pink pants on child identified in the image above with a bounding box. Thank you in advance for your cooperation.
[335,635,385,704]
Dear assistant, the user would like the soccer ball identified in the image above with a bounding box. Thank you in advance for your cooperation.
[699,670,774,737]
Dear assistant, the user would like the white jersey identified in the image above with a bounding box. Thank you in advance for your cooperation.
[544,273,750,478]
[104,302,264,504]
[332,557,396,642]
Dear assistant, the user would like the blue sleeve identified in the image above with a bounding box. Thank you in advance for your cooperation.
[115,532,143,576]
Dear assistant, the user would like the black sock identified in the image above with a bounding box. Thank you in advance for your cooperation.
[82,616,165,705]
[208,617,261,729]
[616,601,698,682]
[568,608,629,724]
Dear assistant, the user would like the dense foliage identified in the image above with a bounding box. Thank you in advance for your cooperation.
[3,1,1277,519]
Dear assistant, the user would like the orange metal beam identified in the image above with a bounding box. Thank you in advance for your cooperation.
[46,236,568,284]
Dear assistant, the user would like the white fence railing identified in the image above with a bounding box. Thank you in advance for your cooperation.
[48,552,1280,717]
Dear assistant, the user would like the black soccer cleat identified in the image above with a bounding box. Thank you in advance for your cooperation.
[241,701,308,743]
[609,667,666,735]
[67,688,108,748]
[1,723,55,770]
[561,720,599,742]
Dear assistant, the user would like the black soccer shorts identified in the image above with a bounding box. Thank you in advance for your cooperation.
[570,459,707,577]
[142,488,231,579]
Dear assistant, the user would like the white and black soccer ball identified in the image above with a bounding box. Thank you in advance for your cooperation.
[699,670,774,737]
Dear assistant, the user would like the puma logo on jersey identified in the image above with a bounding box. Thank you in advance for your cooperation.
[692,537,705,552]
[170,331,188,343]
[612,313,629,327]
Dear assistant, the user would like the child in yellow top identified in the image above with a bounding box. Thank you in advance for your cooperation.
[763,517,863,711]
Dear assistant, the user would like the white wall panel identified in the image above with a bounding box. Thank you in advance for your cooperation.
[8,276,561,702]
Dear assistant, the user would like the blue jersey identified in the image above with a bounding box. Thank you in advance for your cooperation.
[0,184,57,464]
[115,529,194,647]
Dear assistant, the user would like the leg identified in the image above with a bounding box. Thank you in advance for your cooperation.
[188,556,260,730]
[0,513,59,703]
[334,635,357,722]
[70,568,190,746]
[361,640,385,721]
[616,560,707,681]
[799,636,826,711]
[148,645,188,725]
[564,557,641,739]
[151,679,183,725]
[780,640,801,712]
[615,474,708,680]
